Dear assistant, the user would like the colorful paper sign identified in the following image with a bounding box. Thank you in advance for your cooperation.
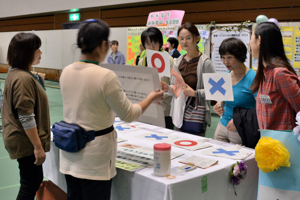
[146,49,171,77]
[258,130,300,199]
[293,26,300,68]
[203,73,234,101]
[127,26,176,66]
[147,10,185,27]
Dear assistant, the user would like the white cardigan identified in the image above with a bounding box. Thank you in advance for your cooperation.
[59,62,142,180]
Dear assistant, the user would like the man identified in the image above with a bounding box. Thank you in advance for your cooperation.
[167,37,181,58]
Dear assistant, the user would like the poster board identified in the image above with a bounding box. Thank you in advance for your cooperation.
[101,64,165,127]
[126,26,176,66]
[210,26,252,73]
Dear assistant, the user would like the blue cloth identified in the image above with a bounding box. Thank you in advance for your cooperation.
[107,51,126,65]
[220,69,257,127]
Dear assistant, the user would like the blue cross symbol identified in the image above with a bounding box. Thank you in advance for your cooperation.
[114,120,122,124]
[212,148,239,156]
[145,134,168,140]
[115,125,130,131]
[209,78,226,95]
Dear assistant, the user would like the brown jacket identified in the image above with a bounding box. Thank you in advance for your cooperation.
[2,69,50,159]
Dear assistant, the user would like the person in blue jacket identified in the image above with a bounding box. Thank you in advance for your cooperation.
[107,40,126,64]
[213,38,256,144]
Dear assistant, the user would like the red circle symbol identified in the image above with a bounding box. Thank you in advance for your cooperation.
[174,140,198,147]
[151,53,165,73]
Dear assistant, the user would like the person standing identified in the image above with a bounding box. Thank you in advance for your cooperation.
[59,19,164,200]
[138,27,175,130]
[213,38,256,144]
[2,32,50,200]
[107,40,126,65]
[167,37,181,58]
[161,22,215,136]
[250,22,300,130]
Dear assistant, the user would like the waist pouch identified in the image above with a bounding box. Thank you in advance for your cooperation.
[52,121,114,152]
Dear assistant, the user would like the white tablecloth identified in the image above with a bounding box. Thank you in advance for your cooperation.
[44,121,258,200]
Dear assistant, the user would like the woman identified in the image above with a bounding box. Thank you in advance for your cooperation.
[250,22,300,130]
[59,19,164,200]
[213,38,256,144]
[161,22,215,136]
[2,33,50,200]
[107,40,126,65]
[138,27,175,129]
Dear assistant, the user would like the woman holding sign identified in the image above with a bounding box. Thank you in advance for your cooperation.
[59,19,164,200]
[161,22,215,136]
[138,27,175,129]
[250,22,300,130]
[213,38,256,144]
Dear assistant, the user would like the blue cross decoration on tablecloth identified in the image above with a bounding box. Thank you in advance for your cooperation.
[209,78,226,95]
[115,125,131,131]
[212,148,239,156]
[114,120,122,124]
[145,134,168,140]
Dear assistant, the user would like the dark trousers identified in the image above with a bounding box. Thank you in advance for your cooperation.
[16,154,43,200]
[165,116,174,130]
[65,174,112,200]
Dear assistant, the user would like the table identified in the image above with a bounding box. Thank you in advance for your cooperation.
[44,121,258,200]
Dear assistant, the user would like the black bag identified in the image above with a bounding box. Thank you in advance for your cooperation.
[52,121,114,152]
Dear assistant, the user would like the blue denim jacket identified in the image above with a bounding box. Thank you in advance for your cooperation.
[107,51,126,65]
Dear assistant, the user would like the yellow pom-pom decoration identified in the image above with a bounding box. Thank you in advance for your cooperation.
[255,136,290,173]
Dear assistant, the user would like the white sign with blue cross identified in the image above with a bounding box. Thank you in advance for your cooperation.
[202,73,234,101]
[135,132,177,141]
[202,147,252,160]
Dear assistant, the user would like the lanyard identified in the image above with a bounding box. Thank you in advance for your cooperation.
[28,70,45,90]
[79,59,99,65]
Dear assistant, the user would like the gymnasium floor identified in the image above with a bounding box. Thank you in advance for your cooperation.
[0,73,220,199]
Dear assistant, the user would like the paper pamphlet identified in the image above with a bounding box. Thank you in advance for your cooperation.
[179,155,218,169]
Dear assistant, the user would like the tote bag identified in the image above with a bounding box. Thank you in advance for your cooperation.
[180,97,206,134]
[36,180,67,200]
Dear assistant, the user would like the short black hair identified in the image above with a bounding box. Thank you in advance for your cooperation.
[110,40,118,46]
[167,37,179,49]
[219,38,247,63]
[7,33,41,70]
[77,19,110,54]
[141,27,163,49]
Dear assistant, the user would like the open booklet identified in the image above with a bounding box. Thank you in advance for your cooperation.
[179,155,219,169]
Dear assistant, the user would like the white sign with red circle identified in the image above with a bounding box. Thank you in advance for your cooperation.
[146,49,171,77]
[167,138,212,151]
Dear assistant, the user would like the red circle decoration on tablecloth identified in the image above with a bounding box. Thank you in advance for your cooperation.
[151,53,165,73]
[174,140,198,146]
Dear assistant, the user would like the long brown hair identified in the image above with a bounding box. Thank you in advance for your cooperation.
[251,22,296,93]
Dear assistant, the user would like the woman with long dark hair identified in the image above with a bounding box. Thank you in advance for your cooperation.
[250,22,300,130]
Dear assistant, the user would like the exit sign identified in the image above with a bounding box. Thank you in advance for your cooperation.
[69,13,80,21]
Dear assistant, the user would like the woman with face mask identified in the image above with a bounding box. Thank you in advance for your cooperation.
[213,38,256,144]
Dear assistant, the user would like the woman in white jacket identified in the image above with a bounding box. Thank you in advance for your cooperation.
[59,19,164,200]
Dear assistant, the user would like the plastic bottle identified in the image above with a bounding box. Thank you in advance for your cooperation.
[153,143,171,176]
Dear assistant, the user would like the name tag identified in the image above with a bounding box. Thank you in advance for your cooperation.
[260,95,272,104]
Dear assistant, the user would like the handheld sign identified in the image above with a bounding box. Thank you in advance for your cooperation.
[147,10,185,27]
[171,68,185,98]
[203,73,233,101]
[146,49,171,78]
